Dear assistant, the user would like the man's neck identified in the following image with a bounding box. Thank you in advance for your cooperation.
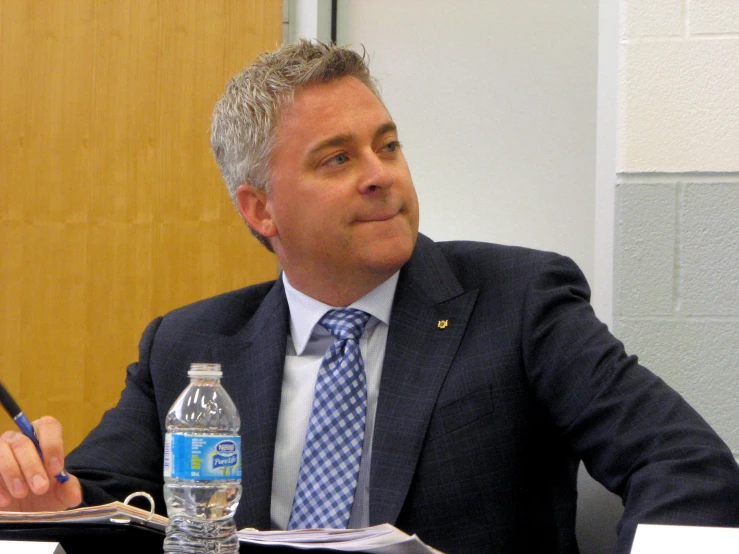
[281,268,397,307]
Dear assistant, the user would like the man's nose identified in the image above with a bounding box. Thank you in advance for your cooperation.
[358,152,393,194]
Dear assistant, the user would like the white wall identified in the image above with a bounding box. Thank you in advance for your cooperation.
[336,0,601,304]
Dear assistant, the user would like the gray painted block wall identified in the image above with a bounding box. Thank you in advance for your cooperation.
[615,176,739,456]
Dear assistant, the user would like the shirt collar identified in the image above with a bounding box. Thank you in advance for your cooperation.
[282,272,399,355]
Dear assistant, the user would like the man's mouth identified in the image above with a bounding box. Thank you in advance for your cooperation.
[355,210,399,223]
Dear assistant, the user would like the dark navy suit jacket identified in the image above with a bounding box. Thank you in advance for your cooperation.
[67,234,739,553]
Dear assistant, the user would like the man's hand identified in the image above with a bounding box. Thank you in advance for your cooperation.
[0,416,82,511]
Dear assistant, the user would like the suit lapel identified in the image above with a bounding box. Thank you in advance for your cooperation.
[370,235,479,525]
[212,279,289,530]
[202,236,476,528]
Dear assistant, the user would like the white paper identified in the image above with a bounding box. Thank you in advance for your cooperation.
[237,524,444,553]
[0,541,66,554]
[631,524,739,554]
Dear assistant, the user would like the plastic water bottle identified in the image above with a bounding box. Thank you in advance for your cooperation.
[163,363,242,553]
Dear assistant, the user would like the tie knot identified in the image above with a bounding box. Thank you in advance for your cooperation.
[320,308,370,342]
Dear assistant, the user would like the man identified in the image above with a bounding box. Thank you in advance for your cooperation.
[1,41,738,553]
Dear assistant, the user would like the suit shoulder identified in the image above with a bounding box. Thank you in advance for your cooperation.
[158,280,277,335]
[434,240,577,281]
[416,239,589,302]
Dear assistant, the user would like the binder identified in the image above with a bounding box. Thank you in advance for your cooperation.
[0,492,165,552]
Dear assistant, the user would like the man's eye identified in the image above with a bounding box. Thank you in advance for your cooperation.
[383,141,401,153]
[326,153,349,166]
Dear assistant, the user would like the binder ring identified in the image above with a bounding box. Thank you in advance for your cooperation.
[110,491,156,524]
[123,491,157,521]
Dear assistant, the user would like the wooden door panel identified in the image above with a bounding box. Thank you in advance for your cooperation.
[0,0,282,450]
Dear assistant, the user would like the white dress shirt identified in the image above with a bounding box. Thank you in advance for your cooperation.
[270,272,399,530]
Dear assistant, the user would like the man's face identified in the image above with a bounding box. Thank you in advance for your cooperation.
[245,76,419,303]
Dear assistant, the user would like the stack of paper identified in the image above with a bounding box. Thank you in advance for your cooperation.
[237,524,444,553]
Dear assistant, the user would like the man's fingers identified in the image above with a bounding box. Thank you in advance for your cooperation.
[54,473,82,508]
[0,433,30,498]
[0,417,78,512]
[34,416,66,478]
[0,431,49,497]
[0,439,16,507]
[0,485,11,507]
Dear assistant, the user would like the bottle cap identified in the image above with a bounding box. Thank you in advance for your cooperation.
[188,363,222,377]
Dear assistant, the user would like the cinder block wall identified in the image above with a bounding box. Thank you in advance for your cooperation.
[615,1,739,458]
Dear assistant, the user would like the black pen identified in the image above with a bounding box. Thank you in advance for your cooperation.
[0,379,69,484]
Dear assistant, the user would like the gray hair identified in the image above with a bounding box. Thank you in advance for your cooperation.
[210,40,381,250]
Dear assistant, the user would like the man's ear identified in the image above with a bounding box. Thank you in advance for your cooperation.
[236,184,278,239]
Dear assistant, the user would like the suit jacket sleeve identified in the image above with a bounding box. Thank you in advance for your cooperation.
[521,252,739,552]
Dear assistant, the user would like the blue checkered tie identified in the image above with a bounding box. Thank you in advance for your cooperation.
[288,308,371,529]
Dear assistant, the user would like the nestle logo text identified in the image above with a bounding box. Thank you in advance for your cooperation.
[216,440,237,453]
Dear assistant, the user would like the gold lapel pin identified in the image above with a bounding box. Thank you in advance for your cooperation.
[437,319,449,329]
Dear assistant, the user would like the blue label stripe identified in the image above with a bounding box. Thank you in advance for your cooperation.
[170,434,242,480]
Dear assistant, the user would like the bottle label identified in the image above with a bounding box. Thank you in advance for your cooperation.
[164,433,242,480]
